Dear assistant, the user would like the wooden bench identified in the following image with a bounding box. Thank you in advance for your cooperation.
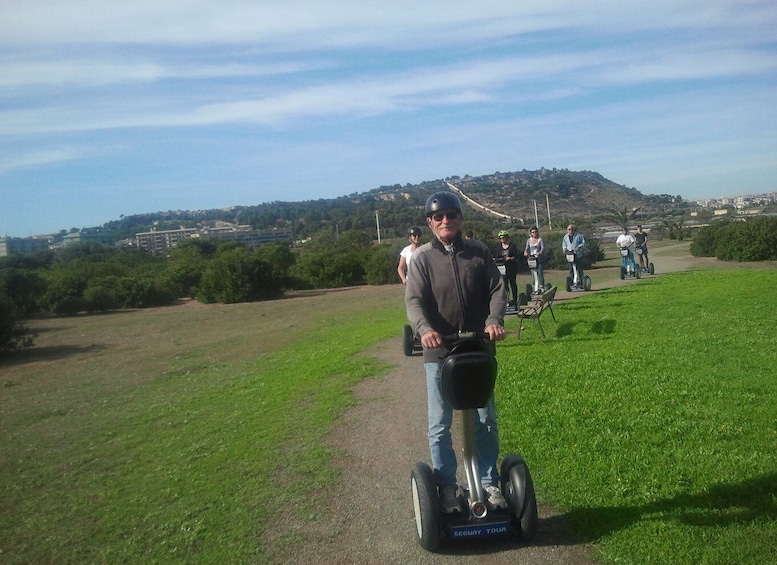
[516,286,557,338]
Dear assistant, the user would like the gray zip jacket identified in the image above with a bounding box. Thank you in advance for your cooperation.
[405,233,507,363]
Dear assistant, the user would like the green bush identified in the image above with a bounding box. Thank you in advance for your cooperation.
[197,246,283,304]
[291,230,373,289]
[691,217,777,261]
[365,243,403,286]
[82,285,122,312]
[0,294,36,355]
[0,266,47,315]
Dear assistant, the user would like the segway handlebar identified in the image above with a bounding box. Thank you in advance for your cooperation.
[442,331,492,342]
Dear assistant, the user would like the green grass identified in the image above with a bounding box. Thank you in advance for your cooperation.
[2,270,776,563]
[0,288,407,564]
[497,269,777,563]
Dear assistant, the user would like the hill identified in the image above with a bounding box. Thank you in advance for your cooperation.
[96,169,682,240]
[437,168,677,224]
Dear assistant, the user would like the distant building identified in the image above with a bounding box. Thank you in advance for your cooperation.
[0,236,50,257]
[202,225,293,248]
[135,228,198,255]
[134,225,293,255]
[49,231,115,250]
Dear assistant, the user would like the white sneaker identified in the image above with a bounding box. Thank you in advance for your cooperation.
[484,485,508,510]
[439,485,461,514]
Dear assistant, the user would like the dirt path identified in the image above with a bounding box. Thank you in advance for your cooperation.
[277,242,704,564]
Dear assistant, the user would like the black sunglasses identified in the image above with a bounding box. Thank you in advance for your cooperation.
[430,211,460,222]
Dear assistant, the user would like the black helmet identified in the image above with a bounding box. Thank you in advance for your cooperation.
[424,191,462,217]
[407,226,422,237]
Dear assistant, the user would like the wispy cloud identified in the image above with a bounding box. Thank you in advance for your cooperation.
[0,147,94,175]
[0,0,775,235]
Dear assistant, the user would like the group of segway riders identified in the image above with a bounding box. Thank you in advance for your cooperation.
[616,225,652,278]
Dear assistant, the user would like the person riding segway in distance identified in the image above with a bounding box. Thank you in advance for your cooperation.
[495,230,519,307]
[398,226,423,285]
[562,224,586,289]
[634,225,650,272]
[523,226,546,295]
[616,226,637,275]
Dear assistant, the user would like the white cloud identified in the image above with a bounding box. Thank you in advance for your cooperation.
[0,147,92,175]
[2,1,775,48]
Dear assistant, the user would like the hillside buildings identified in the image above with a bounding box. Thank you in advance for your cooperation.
[0,236,50,257]
[134,225,292,255]
[1,224,293,257]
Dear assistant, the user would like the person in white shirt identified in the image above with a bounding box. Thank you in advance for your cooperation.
[616,227,637,273]
[397,226,423,284]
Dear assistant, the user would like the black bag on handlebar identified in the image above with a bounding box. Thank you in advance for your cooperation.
[439,340,497,410]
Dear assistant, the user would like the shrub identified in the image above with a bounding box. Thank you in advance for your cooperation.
[0,294,36,355]
[197,247,283,304]
[691,217,777,261]
[365,244,403,286]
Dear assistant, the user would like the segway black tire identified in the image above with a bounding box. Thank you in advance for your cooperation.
[544,283,553,292]
[565,276,572,292]
[525,283,532,297]
[649,263,655,275]
[517,293,528,307]
[500,455,538,541]
[583,276,592,291]
[411,463,441,551]
[619,266,625,280]
[402,325,414,357]
[635,267,641,279]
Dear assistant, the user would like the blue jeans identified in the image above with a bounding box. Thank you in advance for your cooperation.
[424,362,500,488]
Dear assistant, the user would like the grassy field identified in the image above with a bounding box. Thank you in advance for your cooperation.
[1,267,776,563]
[498,269,777,563]
[1,287,408,564]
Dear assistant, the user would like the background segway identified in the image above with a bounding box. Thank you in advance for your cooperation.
[402,324,423,356]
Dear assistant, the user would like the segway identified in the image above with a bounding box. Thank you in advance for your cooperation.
[496,262,527,313]
[402,324,423,356]
[618,247,640,280]
[564,252,591,292]
[410,332,538,551]
[635,247,655,275]
[524,255,551,297]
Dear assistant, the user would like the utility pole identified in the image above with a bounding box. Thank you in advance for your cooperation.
[546,194,552,231]
[375,211,381,244]
[533,200,540,228]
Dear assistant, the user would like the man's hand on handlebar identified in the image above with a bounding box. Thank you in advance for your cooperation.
[421,330,444,349]
[421,325,505,348]
[485,324,506,342]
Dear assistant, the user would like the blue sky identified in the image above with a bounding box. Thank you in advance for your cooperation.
[1,1,776,237]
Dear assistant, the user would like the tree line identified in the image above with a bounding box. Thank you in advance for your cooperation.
[2,219,613,355]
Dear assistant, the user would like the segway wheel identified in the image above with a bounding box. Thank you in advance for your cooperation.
[649,263,655,275]
[403,325,415,357]
[619,266,625,280]
[635,267,641,279]
[544,283,553,292]
[517,293,528,307]
[565,276,572,292]
[500,455,538,541]
[525,283,532,297]
[583,276,592,291]
[411,463,441,551]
